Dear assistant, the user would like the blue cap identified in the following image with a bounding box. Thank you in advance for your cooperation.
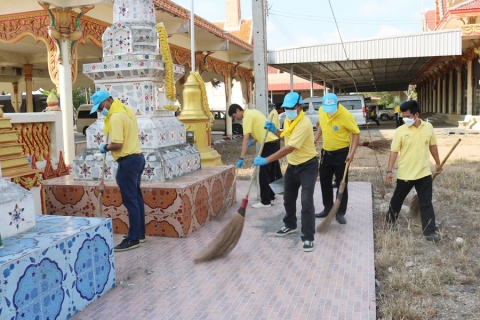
[322,93,338,113]
[281,92,304,109]
[90,90,110,114]
[395,101,400,105]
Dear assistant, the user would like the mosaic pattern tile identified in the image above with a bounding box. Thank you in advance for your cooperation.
[0,179,36,239]
[0,215,115,320]
[43,166,236,238]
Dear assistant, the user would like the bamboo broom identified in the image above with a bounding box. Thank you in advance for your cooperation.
[214,168,238,220]
[360,139,392,154]
[95,134,109,218]
[409,138,461,219]
[316,138,353,233]
[194,115,273,262]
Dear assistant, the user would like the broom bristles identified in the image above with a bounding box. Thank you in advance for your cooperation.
[316,181,347,233]
[95,189,103,217]
[194,211,245,262]
[408,195,421,220]
[215,180,236,220]
[361,139,392,154]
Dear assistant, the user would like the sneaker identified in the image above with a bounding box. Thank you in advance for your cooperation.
[315,210,329,218]
[303,240,314,252]
[425,233,441,242]
[123,235,146,243]
[271,199,275,205]
[252,202,272,208]
[114,239,140,252]
[336,215,347,224]
[275,227,297,237]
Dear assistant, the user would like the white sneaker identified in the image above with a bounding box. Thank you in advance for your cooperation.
[251,202,272,208]
[271,200,275,205]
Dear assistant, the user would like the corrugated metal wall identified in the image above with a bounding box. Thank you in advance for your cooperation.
[268,30,462,64]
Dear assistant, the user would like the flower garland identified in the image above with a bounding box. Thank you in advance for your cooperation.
[156,23,177,111]
[191,71,215,126]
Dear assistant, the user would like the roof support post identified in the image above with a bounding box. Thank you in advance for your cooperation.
[190,0,195,72]
[448,69,453,114]
[455,67,462,115]
[442,75,447,114]
[466,59,473,115]
[437,77,441,113]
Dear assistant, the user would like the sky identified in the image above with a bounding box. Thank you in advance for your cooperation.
[172,0,436,50]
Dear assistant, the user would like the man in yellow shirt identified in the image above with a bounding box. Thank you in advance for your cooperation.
[229,104,281,208]
[313,93,360,225]
[253,92,318,252]
[394,101,402,128]
[385,100,442,242]
[91,90,145,252]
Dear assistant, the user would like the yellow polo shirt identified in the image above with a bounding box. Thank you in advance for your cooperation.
[242,109,278,143]
[318,104,360,151]
[285,115,317,165]
[394,105,400,114]
[391,120,437,180]
[269,109,280,129]
[108,103,142,161]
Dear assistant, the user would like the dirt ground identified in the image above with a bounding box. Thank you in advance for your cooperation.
[212,123,480,320]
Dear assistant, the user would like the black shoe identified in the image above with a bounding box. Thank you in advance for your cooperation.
[425,233,441,242]
[303,240,314,252]
[123,234,146,243]
[336,215,347,224]
[315,210,329,218]
[275,227,297,237]
[114,239,140,252]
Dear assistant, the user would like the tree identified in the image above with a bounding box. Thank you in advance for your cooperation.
[361,91,396,106]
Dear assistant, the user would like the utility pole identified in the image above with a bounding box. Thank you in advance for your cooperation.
[252,0,268,116]
[252,0,268,200]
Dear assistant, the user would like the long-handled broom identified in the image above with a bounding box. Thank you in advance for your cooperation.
[409,138,461,219]
[95,134,109,218]
[317,139,352,233]
[194,115,273,262]
[215,168,238,220]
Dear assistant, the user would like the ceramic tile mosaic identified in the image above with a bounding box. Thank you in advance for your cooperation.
[0,179,36,239]
[43,166,236,237]
[0,215,115,320]
[70,181,376,320]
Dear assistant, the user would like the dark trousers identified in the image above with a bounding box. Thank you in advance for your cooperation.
[395,114,403,128]
[319,148,349,216]
[386,175,436,235]
[116,154,146,240]
[283,157,318,242]
[259,140,281,204]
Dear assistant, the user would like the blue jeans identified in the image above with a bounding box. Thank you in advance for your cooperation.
[116,154,146,241]
[283,157,318,242]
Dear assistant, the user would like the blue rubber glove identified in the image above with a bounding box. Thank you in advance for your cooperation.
[100,144,108,153]
[236,159,244,168]
[253,157,268,166]
[264,121,277,134]
[248,140,254,147]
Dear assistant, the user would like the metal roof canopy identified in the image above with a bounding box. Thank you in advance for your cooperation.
[267,29,463,92]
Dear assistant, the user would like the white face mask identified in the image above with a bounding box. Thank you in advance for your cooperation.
[403,117,415,127]
[327,111,336,117]
[285,109,298,121]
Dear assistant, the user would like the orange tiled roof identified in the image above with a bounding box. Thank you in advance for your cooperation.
[212,19,252,44]
[425,10,436,31]
[453,0,480,10]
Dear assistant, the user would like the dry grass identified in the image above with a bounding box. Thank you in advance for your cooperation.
[212,130,480,319]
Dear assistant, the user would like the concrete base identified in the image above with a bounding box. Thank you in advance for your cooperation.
[41,166,236,238]
[0,215,115,320]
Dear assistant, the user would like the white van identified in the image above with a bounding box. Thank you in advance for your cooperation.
[76,104,97,135]
[279,95,367,128]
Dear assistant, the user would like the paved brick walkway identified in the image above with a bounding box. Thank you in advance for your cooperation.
[72,181,375,320]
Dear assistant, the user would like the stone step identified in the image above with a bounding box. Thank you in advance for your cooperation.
[0,142,24,157]
[0,117,13,130]
[0,154,29,171]
[0,130,19,143]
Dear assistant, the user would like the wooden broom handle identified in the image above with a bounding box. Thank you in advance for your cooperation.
[433,138,461,181]
[341,135,353,181]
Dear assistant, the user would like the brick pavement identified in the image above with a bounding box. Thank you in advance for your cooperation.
[72,181,375,320]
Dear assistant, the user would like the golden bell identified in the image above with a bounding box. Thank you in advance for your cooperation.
[177,74,208,122]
